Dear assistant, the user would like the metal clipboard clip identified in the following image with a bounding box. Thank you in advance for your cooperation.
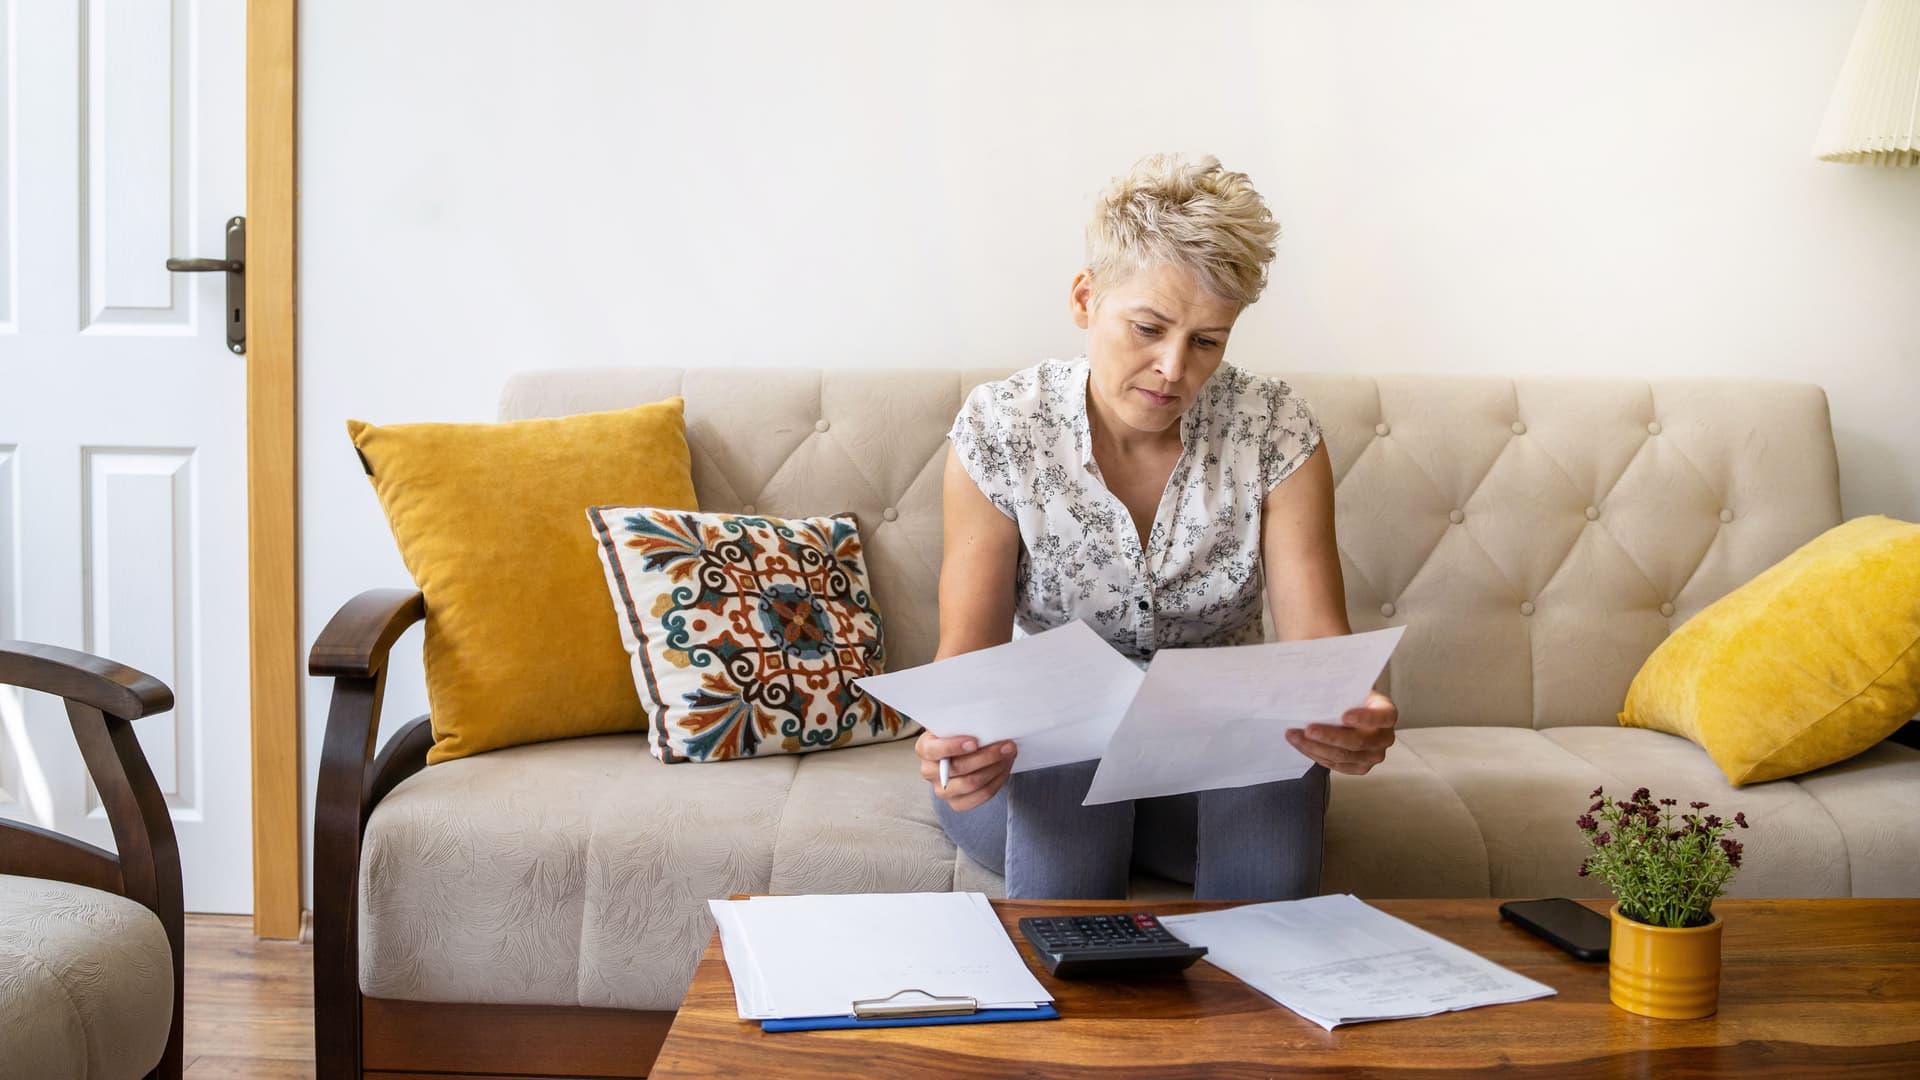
[850,988,980,1020]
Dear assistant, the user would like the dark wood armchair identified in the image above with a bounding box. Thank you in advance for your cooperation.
[0,640,184,1080]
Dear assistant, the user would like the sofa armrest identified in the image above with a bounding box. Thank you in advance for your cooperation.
[0,640,184,1080]
[310,588,429,1080]
[310,587,425,679]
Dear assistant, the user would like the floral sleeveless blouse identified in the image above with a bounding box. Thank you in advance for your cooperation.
[947,356,1323,663]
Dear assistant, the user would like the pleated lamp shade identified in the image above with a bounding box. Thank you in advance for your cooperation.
[1814,0,1920,166]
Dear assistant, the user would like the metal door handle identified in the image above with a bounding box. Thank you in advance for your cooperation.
[164,216,246,354]
[165,257,242,273]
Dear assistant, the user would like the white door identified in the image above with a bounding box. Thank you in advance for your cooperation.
[0,1,250,913]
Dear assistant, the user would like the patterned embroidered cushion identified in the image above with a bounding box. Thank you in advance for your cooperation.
[587,507,915,762]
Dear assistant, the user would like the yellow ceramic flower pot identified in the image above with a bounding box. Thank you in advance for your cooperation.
[1608,903,1723,1019]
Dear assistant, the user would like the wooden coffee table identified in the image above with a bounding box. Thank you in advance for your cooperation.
[650,898,1920,1078]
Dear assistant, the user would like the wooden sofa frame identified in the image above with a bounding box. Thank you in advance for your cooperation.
[311,589,674,1080]
[0,641,185,1080]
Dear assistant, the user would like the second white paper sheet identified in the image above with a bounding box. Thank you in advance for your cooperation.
[1083,626,1405,805]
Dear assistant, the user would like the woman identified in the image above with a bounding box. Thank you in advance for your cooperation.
[918,153,1399,901]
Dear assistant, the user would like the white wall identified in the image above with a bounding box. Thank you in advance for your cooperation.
[298,0,1920,900]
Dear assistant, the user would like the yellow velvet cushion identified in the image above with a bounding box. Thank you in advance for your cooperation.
[1619,515,1920,786]
[348,400,698,763]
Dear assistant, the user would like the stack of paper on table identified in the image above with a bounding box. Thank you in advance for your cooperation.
[708,892,1053,1024]
[1161,894,1555,1029]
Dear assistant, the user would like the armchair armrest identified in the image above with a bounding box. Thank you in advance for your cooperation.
[0,640,183,1080]
[0,639,172,720]
[310,587,430,1080]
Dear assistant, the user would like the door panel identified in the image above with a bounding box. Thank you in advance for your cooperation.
[0,0,248,913]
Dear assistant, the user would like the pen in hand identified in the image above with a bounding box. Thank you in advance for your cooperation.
[938,757,951,790]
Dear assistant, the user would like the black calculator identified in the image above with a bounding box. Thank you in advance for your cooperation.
[1017,913,1208,978]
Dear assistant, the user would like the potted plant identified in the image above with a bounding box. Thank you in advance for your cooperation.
[1577,786,1752,1019]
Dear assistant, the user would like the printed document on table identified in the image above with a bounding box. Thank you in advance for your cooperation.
[1161,894,1555,1029]
[1082,626,1404,805]
[707,892,1051,1020]
[855,621,1144,773]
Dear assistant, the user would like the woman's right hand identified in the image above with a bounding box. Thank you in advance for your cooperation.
[916,731,1017,812]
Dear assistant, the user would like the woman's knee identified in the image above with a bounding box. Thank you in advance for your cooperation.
[933,784,1009,876]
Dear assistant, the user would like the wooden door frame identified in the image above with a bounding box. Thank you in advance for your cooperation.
[246,0,301,940]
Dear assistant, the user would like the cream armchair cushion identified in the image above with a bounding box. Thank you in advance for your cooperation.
[0,875,173,1080]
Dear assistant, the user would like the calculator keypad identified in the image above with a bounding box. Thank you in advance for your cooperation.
[1017,913,1207,978]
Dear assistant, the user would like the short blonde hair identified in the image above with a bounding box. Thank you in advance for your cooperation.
[1085,153,1280,309]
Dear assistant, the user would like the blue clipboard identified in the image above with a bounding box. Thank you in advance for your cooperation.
[762,1003,1059,1032]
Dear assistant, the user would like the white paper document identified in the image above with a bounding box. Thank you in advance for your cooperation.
[1082,626,1405,806]
[707,892,1053,1020]
[855,621,1145,773]
[1161,894,1555,1029]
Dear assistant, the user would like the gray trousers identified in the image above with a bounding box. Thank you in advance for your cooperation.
[933,759,1331,901]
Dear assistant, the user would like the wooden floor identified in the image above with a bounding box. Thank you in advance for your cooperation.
[182,914,314,1079]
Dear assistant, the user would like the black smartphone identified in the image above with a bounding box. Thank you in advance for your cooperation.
[1498,898,1611,962]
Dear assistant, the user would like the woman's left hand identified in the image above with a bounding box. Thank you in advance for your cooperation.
[1285,690,1397,775]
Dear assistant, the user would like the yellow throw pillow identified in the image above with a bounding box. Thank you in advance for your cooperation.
[349,400,698,763]
[1619,515,1920,786]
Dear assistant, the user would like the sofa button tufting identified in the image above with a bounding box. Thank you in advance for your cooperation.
[741,504,756,514]
[1585,506,1600,521]
[1448,509,1464,525]
[882,507,898,522]
[1719,508,1733,523]
[1511,421,1527,435]
[1519,601,1535,616]
[1375,423,1390,437]
[1660,602,1676,617]
[815,419,831,433]
[1380,602,1396,618]
[1647,421,1662,435]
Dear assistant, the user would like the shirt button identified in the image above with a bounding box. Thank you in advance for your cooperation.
[815,419,831,433]
[1137,600,1150,613]
[882,507,898,522]
[1375,423,1391,437]
[1660,602,1676,618]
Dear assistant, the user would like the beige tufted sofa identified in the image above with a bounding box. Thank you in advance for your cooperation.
[312,366,1920,1080]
